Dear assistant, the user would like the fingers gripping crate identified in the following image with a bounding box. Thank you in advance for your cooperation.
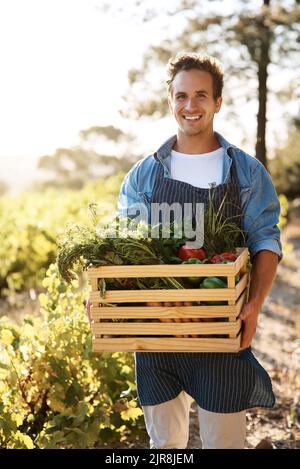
[87,247,249,353]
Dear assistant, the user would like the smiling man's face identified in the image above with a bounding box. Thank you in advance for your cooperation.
[168,69,222,138]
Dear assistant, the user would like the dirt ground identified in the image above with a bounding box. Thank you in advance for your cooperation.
[246,217,300,449]
[185,216,300,450]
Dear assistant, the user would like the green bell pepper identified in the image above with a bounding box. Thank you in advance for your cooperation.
[182,258,203,287]
[200,276,227,305]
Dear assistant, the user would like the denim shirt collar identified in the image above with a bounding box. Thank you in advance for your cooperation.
[154,131,237,183]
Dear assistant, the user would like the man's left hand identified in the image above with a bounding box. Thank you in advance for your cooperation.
[238,301,260,351]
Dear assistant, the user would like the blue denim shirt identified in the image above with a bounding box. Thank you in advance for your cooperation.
[118,132,282,259]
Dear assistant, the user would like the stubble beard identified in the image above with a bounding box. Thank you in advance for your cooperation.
[180,119,208,138]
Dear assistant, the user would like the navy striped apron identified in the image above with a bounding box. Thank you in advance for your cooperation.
[135,153,275,413]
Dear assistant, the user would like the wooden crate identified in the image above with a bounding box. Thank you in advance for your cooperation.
[87,247,249,353]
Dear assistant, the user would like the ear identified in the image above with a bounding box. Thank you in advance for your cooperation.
[215,96,222,113]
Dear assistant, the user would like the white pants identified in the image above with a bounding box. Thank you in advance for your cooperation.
[142,391,246,449]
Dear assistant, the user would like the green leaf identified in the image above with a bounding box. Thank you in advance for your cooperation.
[1,329,14,345]
[14,431,35,449]
[121,402,143,422]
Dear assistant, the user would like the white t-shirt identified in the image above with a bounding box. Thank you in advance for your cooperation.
[170,147,224,188]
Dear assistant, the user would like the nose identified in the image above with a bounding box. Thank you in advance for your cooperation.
[184,97,198,112]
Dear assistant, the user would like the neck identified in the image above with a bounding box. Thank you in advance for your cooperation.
[174,130,221,154]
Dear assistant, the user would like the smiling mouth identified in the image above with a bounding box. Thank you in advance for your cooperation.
[183,115,202,121]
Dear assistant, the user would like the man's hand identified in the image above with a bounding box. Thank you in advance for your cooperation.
[238,250,279,351]
[238,301,260,350]
[84,298,93,324]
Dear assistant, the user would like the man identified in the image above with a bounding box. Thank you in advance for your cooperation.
[109,53,282,449]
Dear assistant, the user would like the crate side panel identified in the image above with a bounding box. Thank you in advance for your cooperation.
[92,319,242,336]
[87,263,236,279]
[235,273,249,300]
[90,304,238,320]
[234,248,249,274]
[90,289,237,304]
[92,336,241,352]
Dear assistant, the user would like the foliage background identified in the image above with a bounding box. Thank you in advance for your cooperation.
[0,0,299,449]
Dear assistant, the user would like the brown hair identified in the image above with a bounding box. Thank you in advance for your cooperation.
[166,52,224,100]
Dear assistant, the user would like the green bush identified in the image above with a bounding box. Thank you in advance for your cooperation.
[0,264,145,448]
[0,174,123,295]
[278,194,288,231]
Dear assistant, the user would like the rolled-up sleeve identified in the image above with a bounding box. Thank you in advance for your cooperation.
[243,162,282,261]
[117,170,139,217]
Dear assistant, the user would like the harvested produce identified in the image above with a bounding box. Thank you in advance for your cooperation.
[181,258,204,287]
[57,185,246,295]
[201,277,227,289]
[210,252,237,263]
[201,276,227,306]
[178,245,206,261]
[203,188,245,255]
[57,218,185,291]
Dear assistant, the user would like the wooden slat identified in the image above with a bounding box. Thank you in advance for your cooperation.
[92,336,241,352]
[87,247,248,280]
[90,278,98,292]
[91,304,238,319]
[235,272,249,299]
[235,289,247,315]
[234,248,249,275]
[90,289,248,320]
[90,288,238,304]
[87,263,236,279]
[227,274,235,306]
[92,319,241,335]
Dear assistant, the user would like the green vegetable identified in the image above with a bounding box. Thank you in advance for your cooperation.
[200,277,227,289]
[200,276,227,304]
[57,217,185,290]
[182,258,203,287]
[203,187,245,255]
[182,258,203,264]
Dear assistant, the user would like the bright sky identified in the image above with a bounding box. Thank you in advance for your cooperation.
[0,0,127,149]
[0,0,151,190]
[0,0,297,193]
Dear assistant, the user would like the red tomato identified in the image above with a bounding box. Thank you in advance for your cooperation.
[178,245,206,261]
[210,252,237,263]
[210,255,223,264]
[220,252,237,261]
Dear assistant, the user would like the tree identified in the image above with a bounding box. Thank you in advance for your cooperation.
[35,125,139,190]
[270,115,300,199]
[229,0,300,166]
[120,0,300,168]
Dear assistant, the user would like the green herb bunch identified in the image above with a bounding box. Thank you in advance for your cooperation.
[203,187,245,255]
[57,190,246,291]
[57,216,185,290]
